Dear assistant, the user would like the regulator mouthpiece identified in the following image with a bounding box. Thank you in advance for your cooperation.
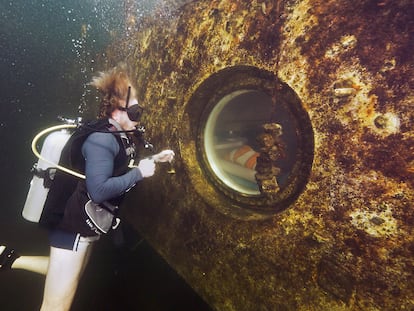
[133,125,154,151]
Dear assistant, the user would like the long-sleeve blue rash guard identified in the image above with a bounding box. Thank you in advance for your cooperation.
[81,132,143,203]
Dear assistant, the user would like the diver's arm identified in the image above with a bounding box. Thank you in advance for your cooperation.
[81,132,143,203]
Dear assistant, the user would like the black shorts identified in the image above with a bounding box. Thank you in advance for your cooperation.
[48,229,100,251]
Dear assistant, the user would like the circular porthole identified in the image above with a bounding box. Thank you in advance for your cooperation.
[203,88,299,196]
[184,66,314,215]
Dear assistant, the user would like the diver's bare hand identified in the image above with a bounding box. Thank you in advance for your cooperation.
[137,158,155,177]
[153,150,175,163]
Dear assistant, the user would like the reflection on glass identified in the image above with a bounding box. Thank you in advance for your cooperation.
[204,89,299,196]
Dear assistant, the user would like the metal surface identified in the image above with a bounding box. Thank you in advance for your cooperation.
[111,1,414,310]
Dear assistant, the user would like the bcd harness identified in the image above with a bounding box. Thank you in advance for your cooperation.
[38,119,136,236]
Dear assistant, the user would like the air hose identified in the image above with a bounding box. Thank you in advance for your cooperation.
[31,124,86,179]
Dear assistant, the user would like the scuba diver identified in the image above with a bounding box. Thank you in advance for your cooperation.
[0,64,174,311]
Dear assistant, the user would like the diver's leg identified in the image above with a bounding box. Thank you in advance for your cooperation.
[1,245,49,275]
[80,243,93,275]
[12,256,49,275]
[40,245,90,311]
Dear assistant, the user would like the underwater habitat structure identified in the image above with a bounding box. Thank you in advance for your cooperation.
[109,0,414,310]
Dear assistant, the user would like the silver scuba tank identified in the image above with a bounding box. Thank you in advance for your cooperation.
[22,129,71,222]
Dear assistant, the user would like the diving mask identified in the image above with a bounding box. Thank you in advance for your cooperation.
[118,86,144,122]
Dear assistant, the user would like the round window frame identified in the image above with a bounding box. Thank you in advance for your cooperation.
[183,66,314,216]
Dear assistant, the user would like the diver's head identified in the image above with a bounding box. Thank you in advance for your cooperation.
[90,63,143,127]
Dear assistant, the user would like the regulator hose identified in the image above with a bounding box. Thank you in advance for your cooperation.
[31,124,86,179]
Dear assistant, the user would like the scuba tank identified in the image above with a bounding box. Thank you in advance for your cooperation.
[22,128,72,222]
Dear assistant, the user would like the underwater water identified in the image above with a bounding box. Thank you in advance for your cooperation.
[0,0,211,310]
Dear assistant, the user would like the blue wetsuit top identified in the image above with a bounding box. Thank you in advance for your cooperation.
[81,132,143,203]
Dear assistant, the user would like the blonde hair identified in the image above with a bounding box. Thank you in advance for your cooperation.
[90,64,136,119]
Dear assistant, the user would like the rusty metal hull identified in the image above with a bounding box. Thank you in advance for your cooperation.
[112,1,414,310]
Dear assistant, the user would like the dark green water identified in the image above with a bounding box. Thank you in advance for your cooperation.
[0,0,211,310]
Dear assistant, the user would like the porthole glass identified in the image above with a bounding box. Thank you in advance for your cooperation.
[204,89,299,197]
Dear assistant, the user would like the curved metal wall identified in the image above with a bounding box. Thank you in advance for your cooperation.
[111,1,414,310]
